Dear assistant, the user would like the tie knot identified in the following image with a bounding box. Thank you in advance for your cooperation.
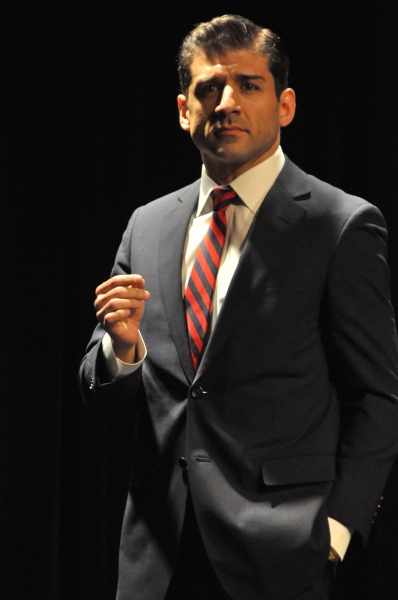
[211,185,237,213]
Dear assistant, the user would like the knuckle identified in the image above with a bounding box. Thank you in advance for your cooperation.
[107,299,119,312]
[114,286,128,297]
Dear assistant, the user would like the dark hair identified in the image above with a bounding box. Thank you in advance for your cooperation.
[178,14,289,100]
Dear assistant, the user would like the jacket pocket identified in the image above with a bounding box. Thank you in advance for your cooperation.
[261,454,336,486]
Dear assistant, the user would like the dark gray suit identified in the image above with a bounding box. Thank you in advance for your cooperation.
[80,157,398,600]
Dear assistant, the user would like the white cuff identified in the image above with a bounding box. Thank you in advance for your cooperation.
[101,332,147,381]
[328,517,352,560]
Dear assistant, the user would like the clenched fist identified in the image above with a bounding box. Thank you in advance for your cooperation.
[94,274,150,363]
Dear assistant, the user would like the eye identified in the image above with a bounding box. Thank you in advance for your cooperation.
[198,84,220,97]
[241,82,258,91]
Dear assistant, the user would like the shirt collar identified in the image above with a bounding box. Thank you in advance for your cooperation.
[197,145,285,217]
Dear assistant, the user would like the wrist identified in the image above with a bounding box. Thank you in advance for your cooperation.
[328,547,340,563]
[112,340,136,364]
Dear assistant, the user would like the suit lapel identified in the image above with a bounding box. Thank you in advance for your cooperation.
[196,158,310,379]
[159,182,199,384]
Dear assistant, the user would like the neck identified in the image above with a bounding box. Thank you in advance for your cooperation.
[202,142,280,185]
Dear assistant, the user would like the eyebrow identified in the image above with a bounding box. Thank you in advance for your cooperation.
[236,74,266,82]
[195,73,266,87]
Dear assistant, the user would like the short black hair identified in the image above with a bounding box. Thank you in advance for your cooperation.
[178,14,289,100]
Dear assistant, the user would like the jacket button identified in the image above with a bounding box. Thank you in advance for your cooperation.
[179,457,188,470]
[191,387,203,398]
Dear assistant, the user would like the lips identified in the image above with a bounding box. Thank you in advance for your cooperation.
[214,125,246,135]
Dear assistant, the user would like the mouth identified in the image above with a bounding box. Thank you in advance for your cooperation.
[213,125,246,136]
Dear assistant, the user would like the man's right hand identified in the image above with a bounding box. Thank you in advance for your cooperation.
[94,274,150,363]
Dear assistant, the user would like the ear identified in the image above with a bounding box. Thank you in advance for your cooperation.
[278,88,296,128]
[177,94,191,131]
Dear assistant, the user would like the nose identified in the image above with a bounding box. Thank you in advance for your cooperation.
[215,85,240,116]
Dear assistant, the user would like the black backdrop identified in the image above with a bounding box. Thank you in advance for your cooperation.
[2,1,398,599]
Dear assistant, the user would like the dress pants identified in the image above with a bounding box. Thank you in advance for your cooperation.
[164,492,335,600]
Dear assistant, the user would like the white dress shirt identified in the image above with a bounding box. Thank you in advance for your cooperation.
[102,146,351,559]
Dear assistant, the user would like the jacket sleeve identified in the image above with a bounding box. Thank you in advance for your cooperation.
[323,202,398,542]
[79,208,144,410]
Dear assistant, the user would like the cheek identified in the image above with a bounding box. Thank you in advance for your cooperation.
[190,114,208,135]
[253,114,277,141]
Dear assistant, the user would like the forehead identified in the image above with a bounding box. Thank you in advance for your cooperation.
[189,49,271,84]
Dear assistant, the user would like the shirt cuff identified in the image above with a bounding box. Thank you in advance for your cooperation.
[101,332,147,381]
[328,517,352,560]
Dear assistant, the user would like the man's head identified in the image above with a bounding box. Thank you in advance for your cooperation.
[177,15,296,184]
[178,14,289,101]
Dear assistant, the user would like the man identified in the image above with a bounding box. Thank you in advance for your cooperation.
[80,14,398,600]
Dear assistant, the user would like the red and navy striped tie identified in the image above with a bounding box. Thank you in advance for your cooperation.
[185,185,237,371]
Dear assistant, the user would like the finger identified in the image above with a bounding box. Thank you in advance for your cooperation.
[96,274,146,296]
[94,285,150,310]
[96,297,146,320]
[103,309,133,325]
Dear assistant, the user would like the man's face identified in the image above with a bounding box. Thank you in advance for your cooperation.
[178,48,295,183]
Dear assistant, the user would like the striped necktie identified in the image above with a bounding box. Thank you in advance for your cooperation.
[184,185,237,371]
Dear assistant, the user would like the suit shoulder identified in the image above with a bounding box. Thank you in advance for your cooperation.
[136,179,200,215]
[289,161,382,222]
[283,156,376,214]
[281,157,386,239]
[307,173,371,212]
[306,174,387,235]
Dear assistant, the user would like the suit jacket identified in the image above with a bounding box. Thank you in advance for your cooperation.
[80,157,398,600]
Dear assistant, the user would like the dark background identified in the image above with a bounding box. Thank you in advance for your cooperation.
[1,1,398,599]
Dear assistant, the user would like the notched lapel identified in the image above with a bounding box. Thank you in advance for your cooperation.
[159,183,199,384]
[197,166,309,379]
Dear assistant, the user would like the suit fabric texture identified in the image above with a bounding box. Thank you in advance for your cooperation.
[80,157,398,600]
